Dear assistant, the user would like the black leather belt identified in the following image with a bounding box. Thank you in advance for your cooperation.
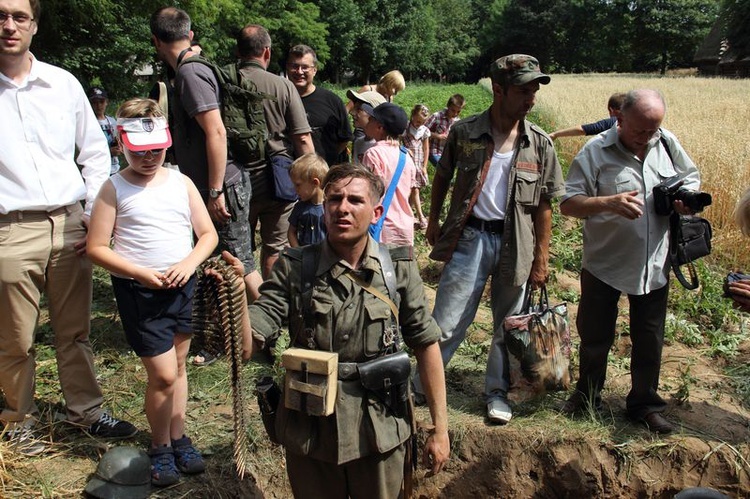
[338,362,360,380]
[465,215,504,234]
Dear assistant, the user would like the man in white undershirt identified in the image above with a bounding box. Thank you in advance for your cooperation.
[412,54,565,424]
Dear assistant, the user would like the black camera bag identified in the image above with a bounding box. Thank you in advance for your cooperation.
[659,137,713,290]
[673,215,712,265]
[669,211,712,290]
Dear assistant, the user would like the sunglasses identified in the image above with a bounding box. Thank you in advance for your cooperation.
[127,148,165,157]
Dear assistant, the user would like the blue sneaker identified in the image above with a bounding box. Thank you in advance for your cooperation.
[172,435,205,474]
[149,446,180,487]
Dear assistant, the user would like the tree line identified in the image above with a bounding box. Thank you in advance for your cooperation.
[31,0,747,101]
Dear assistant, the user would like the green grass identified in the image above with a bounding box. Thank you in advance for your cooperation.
[326,81,493,121]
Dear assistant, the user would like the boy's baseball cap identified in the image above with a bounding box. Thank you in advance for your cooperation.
[347,89,387,108]
[88,87,108,100]
[363,102,408,137]
[490,54,551,86]
[117,117,172,151]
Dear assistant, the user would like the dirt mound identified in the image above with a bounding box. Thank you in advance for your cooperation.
[412,428,747,498]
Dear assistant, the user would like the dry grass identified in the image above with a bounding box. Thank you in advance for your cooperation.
[536,74,750,268]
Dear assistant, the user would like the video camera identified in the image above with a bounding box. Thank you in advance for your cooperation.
[653,175,712,216]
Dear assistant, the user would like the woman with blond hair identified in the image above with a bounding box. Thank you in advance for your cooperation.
[365,70,406,102]
[346,70,406,113]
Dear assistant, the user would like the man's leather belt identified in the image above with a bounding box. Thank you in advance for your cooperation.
[338,362,360,380]
[465,215,504,234]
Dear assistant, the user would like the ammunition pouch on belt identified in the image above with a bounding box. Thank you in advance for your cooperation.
[282,348,338,416]
[358,351,411,418]
[255,376,281,444]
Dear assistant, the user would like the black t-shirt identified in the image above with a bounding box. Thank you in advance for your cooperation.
[301,87,353,165]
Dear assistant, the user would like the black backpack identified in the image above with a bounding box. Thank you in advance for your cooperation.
[177,55,274,165]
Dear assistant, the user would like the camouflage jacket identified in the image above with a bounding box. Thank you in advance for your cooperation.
[429,109,565,286]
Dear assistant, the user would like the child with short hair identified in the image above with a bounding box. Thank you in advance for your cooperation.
[88,86,122,175]
[403,104,431,229]
[426,94,465,166]
[87,98,218,487]
[287,153,329,247]
[362,102,417,246]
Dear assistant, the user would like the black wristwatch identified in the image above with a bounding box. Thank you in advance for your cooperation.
[209,188,224,199]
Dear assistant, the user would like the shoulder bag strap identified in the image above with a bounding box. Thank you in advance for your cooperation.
[373,147,408,233]
[344,273,399,328]
[345,244,401,353]
[661,136,700,290]
[296,244,320,348]
[377,244,399,307]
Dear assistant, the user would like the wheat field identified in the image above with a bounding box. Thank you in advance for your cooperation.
[535,74,750,267]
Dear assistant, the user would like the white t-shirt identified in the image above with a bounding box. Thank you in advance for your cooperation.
[472,150,513,221]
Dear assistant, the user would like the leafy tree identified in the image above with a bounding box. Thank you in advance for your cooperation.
[547,0,635,73]
[33,0,158,100]
[480,0,558,65]
[479,0,717,74]
[232,0,329,72]
[630,0,719,74]
[316,0,366,82]
[31,0,328,100]
[429,0,481,81]
[26,0,725,95]
[723,0,750,57]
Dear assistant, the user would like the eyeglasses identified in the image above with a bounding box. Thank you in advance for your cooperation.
[0,11,35,30]
[127,148,165,157]
[286,63,315,73]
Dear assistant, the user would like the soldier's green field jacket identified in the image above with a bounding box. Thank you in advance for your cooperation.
[249,238,441,464]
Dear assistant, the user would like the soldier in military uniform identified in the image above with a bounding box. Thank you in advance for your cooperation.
[220,163,449,498]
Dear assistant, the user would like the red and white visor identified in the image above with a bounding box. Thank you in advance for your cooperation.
[117,117,172,151]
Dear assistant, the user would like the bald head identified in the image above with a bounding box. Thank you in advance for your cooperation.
[621,89,666,119]
[237,24,271,60]
[618,89,666,156]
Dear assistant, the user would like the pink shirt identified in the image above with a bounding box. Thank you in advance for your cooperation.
[362,141,416,246]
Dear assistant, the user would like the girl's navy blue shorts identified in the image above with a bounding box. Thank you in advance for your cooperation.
[111,274,196,357]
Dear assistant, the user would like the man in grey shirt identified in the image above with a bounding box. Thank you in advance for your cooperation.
[151,7,263,300]
[560,89,701,434]
[236,24,314,278]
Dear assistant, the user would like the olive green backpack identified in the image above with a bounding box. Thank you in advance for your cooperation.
[178,55,275,165]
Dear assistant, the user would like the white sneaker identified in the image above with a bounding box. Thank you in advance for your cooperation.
[3,421,47,456]
[487,399,512,424]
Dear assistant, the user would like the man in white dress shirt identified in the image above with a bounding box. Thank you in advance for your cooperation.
[0,0,137,456]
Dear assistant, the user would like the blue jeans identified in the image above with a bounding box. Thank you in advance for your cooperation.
[413,226,526,402]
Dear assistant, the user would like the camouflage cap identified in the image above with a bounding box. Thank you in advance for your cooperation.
[490,54,551,86]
